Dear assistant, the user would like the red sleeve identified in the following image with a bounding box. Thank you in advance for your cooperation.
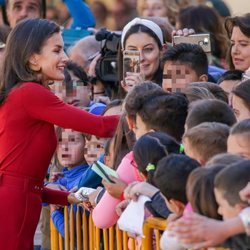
[42,187,69,205]
[21,83,119,138]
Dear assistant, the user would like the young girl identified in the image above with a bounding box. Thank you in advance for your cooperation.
[49,128,89,237]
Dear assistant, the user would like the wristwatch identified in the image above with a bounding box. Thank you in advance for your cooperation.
[239,207,250,235]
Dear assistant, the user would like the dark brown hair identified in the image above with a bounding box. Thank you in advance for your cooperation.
[232,79,250,112]
[178,5,229,59]
[112,114,136,170]
[0,18,60,105]
[214,160,250,206]
[187,165,225,219]
[186,99,236,130]
[190,82,228,103]
[225,14,250,69]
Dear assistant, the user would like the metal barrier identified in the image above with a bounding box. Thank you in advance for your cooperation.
[50,205,138,250]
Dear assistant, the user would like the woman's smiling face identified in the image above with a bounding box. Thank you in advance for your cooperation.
[124,32,161,80]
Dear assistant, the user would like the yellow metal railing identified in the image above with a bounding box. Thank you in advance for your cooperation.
[50,205,165,250]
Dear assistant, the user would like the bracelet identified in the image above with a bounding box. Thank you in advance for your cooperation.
[239,207,250,236]
[120,192,125,201]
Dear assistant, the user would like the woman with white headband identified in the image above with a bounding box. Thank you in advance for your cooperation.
[120,17,164,92]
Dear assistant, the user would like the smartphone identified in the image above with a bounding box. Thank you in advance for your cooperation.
[172,33,211,53]
[123,50,140,84]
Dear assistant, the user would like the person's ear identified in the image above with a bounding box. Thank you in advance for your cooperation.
[126,115,135,130]
[169,199,186,215]
[199,74,208,82]
[28,54,41,71]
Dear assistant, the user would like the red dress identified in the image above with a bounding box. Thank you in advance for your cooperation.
[0,82,119,250]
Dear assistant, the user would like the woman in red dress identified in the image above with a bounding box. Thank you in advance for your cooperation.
[0,18,118,250]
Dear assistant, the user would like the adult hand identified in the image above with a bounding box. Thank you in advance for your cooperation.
[172,28,195,37]
[102,176,127,199]
[88,53,101,77]
[49,172,64,182]
[124,181,159,201]
[168,212,227,249]
[121,72,144,93]
[46,183,67,191]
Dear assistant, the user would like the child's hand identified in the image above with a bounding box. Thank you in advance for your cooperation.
[102,176,127,199]
[124,182,159,201]
[50,204,62,213]
[50,172,64,182]
[116,199,130,216]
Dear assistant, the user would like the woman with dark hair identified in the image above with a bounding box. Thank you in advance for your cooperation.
[119,18,164,94]
[0,18,118,249]
[177,5,229,68]
[225,13,250,71]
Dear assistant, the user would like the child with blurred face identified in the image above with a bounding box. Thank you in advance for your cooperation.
[51,61,91,108]
[57,128,87,168]
[161,43,208,92]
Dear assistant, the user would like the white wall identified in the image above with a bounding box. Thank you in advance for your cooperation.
[224,0,250,15]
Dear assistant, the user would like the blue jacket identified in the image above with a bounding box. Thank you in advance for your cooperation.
[51,164,89,237]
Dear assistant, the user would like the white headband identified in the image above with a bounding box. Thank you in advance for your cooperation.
[121,18,164,49]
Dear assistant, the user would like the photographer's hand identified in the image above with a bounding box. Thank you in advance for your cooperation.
[172,28,195,37]
[88,53,101,77]
[121,72,144,92]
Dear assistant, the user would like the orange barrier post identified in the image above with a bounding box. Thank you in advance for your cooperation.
[142,217,167,250]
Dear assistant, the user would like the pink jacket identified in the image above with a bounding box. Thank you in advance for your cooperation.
[92,151,143,228]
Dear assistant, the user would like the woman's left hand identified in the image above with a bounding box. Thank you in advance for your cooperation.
[102,176,127,199]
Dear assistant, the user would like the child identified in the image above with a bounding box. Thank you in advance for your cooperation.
[206,152,243,167]
[161,43,209,92]
[153,154,200,250]
[183,122,229,165]
[190,81,228,103]
[185,99,236,131]
[214,161,250,220]
[124,81,188,142]
[231,79,250,122]
[93,82,188,228]
[227,119,250,159]
[133,131,181,184]
[213,160,250,249]
[187,165,226,220]
[218,69,243,105]
[51,61,92,108]
[153,154,200,217]
[48,128,89,237]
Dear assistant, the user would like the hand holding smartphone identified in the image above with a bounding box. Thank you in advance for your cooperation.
[123,50,140,86]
